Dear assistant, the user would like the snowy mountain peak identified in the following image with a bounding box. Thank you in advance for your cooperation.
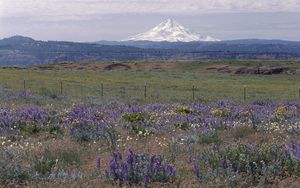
[126,19,219,42]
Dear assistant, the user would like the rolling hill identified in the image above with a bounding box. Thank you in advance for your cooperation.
[0,35,300,67]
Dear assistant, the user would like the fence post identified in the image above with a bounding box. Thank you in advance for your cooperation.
[192,85,195,101]
[243,86,247,102]
[144,83,147,99]
[101,83,104,98]
[23,80,26,92]
[298,87,300,100]
[60,81,63,95]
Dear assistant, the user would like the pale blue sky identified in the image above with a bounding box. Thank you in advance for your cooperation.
[0,0,300,41]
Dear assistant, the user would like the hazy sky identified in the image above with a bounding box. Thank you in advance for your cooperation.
[0,0,300,41]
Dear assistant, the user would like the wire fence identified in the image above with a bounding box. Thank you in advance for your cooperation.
[0,79,299,103]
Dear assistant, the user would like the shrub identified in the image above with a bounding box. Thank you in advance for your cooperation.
[35,156,57,175]
[122,112,150,135]
[194,159,239,187]
[0,149,31,184]
[40,87,58,99]
[232,125,256,139]
[198,130,221,145]
[168,137,181,163]
[16,106,54,137]
[35,148,58,175]
[193,142,300,186]
[122,112,148,123]
[49,168,82,182]
[48,124,64,138]
[175,105,192,115]
[174,122,189,130]
[19,122,41,136]
[211,108,231,117]
[104,127,119,153]
[35,148,81,175]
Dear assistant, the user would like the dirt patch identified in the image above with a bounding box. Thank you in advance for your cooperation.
[33,63,105,71]
[104,63,131,71]
[144,62,178,71]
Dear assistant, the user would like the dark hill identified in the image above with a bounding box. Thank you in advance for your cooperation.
[0,36,300,67]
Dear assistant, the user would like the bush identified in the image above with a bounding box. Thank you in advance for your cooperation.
[211,108,231,117]
[198,130,221,145]
[194,159,239,187]
[122,112,150,135]
[175,105,192,115]
[0,149,31,184]
[104,127,119,152]
[122,112,148,123]
[35,148,81,175]
[174,122,189,130]
[40,87,58,99]
[16,106,57,137]
[193,142,300,186]
[48,124,64,138]
[49,168,82,182]
[19,122,42,136]
[232,125,256,139]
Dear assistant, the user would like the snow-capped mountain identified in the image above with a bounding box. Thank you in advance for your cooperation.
[126,19,219,42]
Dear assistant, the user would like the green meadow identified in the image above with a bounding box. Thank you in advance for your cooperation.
[0,61,300,103]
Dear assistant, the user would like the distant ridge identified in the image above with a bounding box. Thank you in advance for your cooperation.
[1,35,300,67]
[126,19,219,42]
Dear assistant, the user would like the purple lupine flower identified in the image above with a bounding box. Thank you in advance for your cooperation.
[289,140,300,160]
[104,149,176,185]
[220,159,226,169]
[71,168,80,180]
[104,170,109,179]
[126,149,134,164]
[193,160,200,178]
[212,144,219,151]
[143,174,150,185]
[114,150,122,161]
[236,161,240,173]
[226,159,232,169]
[169,167,176,177]
[122,163,128,180]
[96,156,101,172]
[49,167,59,180]
[19,91,32,98]
[284,149,292,161]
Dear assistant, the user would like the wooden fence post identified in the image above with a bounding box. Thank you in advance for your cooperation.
[192,85,195,101]
[243,86,247,102]
[60,81,63,95]
[298,87,300,100]
[23,80,26,92]
[144,84,147,99]
[101,83,104,98]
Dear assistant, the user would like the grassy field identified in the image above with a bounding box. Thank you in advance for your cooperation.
[1,93,300,187]
[1,61,300,187]
[1,60,300,103]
